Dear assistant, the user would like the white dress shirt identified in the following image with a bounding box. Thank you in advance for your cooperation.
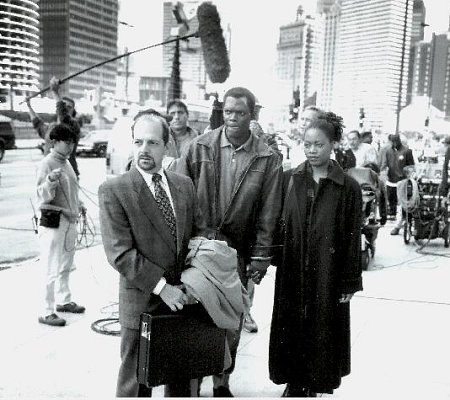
[136,166,177,295]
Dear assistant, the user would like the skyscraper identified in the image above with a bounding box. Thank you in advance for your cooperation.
[0,0,39,106]
[406,0,426,104]
[332,0,412,132]
[315,0,341,111]
[39,0,119,100]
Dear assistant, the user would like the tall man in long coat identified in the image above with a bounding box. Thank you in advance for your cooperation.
[175,87,282,397]
[99,110,205,397]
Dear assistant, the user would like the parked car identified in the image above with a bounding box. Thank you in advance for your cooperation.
[76,129,110,157]
[0,118,16,162]
[37,128,89,154]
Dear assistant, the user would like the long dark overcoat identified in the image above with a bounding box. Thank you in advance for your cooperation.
[269,160,363,393]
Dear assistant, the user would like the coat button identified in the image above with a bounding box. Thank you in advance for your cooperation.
[329,247,335,254]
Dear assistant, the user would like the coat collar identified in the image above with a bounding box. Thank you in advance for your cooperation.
[197,125,273,157]
[292,159,345,186]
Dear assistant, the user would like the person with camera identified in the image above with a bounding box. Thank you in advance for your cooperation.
[36,124,86,327]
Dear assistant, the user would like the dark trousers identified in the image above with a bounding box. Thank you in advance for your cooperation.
[211,256,247,389]
[386,185,398,216]
[116,327,191,397]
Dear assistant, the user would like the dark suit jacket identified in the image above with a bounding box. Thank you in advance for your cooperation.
[99,167,204,330]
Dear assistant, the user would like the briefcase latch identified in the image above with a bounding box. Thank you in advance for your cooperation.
[141,321,151,341]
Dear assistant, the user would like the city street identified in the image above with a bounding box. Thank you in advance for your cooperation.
[0,146,104,265]
[0,221,450,398]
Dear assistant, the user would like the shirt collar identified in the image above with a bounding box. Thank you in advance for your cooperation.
[220,128,253,152]
[136,166,166,186]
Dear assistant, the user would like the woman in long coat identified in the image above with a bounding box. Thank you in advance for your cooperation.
[269,114,363,397]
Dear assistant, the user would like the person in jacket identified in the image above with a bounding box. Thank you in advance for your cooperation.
[176,86,283,397]
[379,133,415,235]
[269,114,363,397]
[99,110,205,397]
[439,136,450,198]
[36,124,86,327]
[166,99,199,159]
[26,77,81,178]
[346,130,378,168]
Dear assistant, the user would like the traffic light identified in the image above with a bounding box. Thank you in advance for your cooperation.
[359,107,365,128]
[289,104,298,123]
[424,117,429,127]
[293,87,300,108]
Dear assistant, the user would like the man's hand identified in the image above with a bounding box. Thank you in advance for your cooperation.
[339,293,354,303]
[159,283,188,312]
[79,204,87,216]
[48,168,62,183]
[49,76,60,93]
[247,259,271,284]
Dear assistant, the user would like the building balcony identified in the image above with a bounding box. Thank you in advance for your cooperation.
[0,43,38,55]
[0,26,39,40]
[0,2,39,18]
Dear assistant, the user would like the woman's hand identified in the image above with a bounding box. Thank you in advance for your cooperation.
[339,293,354,303]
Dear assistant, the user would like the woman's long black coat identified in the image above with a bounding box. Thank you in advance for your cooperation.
[269,161,363,393]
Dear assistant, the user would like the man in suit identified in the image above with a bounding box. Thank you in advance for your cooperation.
[99,110,204,397]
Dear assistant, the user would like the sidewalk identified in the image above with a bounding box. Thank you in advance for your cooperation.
[1,224,450,399]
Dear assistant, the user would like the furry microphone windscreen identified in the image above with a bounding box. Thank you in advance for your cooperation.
[197,2,230,83]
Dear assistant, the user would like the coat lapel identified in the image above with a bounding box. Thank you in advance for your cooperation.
[166,171,186,255]
[129,168,177,254]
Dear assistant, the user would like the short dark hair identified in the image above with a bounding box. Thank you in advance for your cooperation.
[166,99,188,115]
[49,123,77,142]
[223,87,256,117]
[62,96,76,117]
[307,112,345,142]
[361,131,373,139]
[131,109,170,145]
[62,96,75,107]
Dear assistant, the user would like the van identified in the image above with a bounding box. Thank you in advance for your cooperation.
[0,117,16,162]
[105,115,134,179]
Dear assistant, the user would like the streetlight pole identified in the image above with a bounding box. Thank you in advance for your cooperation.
[395,0,410,134]
[292,56,302,92]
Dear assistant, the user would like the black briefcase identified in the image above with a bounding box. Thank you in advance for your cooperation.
[137,304,226,388]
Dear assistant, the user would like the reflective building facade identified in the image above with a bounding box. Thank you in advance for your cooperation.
[39,0,118,100]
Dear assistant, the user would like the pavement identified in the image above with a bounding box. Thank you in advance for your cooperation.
[1,221,450,399]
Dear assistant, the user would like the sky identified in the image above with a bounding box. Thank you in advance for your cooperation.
[118,0,450,107]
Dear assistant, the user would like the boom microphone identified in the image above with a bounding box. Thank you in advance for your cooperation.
[196,2,231,84]
[21,2,230,103]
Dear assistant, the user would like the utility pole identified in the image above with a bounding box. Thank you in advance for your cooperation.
[395,0,410,134]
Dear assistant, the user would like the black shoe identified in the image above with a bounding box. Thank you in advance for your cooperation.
[243,313,258,333]
[38,313,66,327]
[282,384,316,397]
[390,227,400,235]
[213,386,234,397]
[56,302,85,313]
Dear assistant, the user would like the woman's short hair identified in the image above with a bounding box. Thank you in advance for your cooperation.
[49,123,77,142]
[306,111,345,142]
[223,87,256,117]
[131,109,170,145]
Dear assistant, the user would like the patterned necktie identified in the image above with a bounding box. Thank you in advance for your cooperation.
[152,173,177,240]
